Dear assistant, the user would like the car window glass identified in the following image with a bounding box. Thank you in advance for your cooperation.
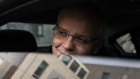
[116,33,136,54]
[0,22,55,47]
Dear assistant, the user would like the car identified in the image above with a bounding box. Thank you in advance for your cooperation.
[0,0,140,79]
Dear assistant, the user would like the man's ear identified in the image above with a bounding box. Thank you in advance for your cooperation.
[94,38,105,54]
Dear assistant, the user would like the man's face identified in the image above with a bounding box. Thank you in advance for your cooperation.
[52,10,102,55]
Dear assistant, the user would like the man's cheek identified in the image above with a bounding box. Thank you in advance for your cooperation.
[77,46,91,55]
[52,38,59,54]
[52,46,56,54]
[53,37,63,47]
[75,47,86,54]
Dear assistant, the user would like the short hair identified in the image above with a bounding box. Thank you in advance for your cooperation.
[57,1,105,39]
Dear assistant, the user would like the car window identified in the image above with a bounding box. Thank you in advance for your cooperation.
[109,27,140,58]
[0,22,55,47]
[116,33,136,54]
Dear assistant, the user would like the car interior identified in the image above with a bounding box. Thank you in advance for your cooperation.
[0,0,140,79]
[0,0,140,58]
[0,30,37,52]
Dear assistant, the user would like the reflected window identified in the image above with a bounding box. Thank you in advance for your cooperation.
[38,25,44,36]
[29,24,44,37]
[70,60,79,73]
[77,68,87,79]
[121,74,128,79]
[61,55,72,65]
[102,72,110,79]
[116,33,136,54]
[33,60,48,79]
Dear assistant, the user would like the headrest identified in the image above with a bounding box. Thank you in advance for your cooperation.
[0,30,37,52]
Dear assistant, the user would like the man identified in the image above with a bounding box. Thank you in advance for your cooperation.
[51,2,105,55]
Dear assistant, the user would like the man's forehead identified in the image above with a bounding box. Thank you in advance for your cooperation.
[57,5,102,39]
[58,6,101,28]
[59,7,93,20]
[58,16,100,34]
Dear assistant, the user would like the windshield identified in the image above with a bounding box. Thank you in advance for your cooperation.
[0,22,55,47]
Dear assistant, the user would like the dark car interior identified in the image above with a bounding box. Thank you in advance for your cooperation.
[0,30,37,52]
[0,0,140,59]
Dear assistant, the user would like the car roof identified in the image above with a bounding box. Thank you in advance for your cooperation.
[0,0,86,25]
[0,0,139,26]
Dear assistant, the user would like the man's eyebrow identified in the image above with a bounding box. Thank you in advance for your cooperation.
[57,26,68,32]
[75,34,91,39]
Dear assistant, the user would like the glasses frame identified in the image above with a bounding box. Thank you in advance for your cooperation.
[52,26,101,44]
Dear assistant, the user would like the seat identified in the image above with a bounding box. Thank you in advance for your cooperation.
[0,30,37,52]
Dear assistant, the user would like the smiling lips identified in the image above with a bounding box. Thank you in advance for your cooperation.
[56,46,70,55]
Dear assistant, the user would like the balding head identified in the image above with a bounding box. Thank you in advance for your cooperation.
[57,3,104,39]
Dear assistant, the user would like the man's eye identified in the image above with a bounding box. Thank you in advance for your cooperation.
[59,31,67,37]
[76,37,89,44]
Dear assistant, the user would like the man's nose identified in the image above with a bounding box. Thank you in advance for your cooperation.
[62,36,75,51]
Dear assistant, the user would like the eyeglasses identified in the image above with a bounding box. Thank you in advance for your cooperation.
[53,26,98,45]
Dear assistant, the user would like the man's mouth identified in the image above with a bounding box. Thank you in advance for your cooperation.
[56,47,69,55]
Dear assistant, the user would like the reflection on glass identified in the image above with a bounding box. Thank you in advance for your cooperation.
[102,72,110,79]
[0,58,3,65]
[70,60,79,73]
[121,74,128,79]
[61,55,72,65]
[77,68,87,79]
[38,25,43,36]
[32,60,48,79]
[116,33,136,54]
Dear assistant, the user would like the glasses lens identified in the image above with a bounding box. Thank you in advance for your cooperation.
[53,26,94,45]
[53,26,68,39]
